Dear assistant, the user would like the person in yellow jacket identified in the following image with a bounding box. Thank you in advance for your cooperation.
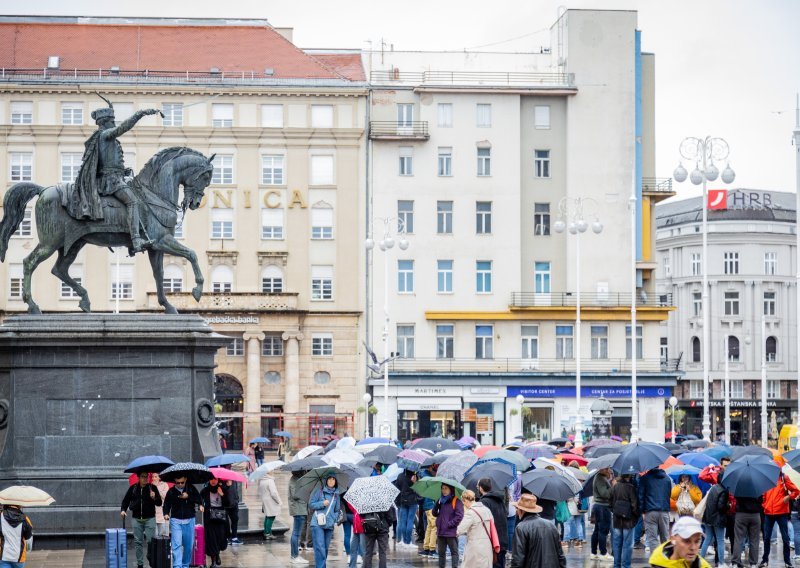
[669,475,702,515]
[649,516,711,568]
[0,504,33,566]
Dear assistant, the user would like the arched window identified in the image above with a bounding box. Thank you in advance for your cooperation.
[691,337,701,363]
[727,336,740,362]
[314,371,331,385]
[261,265,284,293]
[163,264,183,293]
[214,373,243,451]
[766,336,778,362]
[211,265,234,293]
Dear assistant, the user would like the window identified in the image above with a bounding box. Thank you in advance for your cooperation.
[766,336,778,362]
[60,153,82,183]
[261,209,284,239]
[437,260,453,293]
[534,150,550,178]
[438,147,452,176]
[730,380,744,398]
[397,260,414,293]
[662,254,671,276]
[211,103,234,127]
[475,325,493,359]
[311,207,334,239]
[226,338,244,356]
[534,262,551,294]
[162,103,183,127]
[534,203,551,236]
[476,104,492,127]
[437,201,453,234]
[692,292,702,317]
[110,264,133,300]
[436,324,454,359]
[689,381,704,399]
[10,101,32,124]
[261,104,284,127]
[10,153,32,181]
[476,261,492,294]
[723,252,739,275]
[767,379,780,399]
[556,325,574,359]
[311,265,333,300]
[211,265,234,293]
[399,146,413,176]
[61,102,83,125]
[437,103,453,127]
[211,208,234,239]
[476,202,492,234]
[311,105,334,128]
[591,325,608,359]
[114,102,134,125]
[262,334,284,356]
[534,105,550,129]
[397,200,414,233]
[60,265,82,298]
[764,252,777,275]
[764,291,776,316]
[521,325,539,359]
[397,104,413,127]
[310,155,334,185]
[477,147,491,176]
[162,264,183,293]
[660,337,669,364]
[261,265,284,293]
[724,291,739,316]
[727,336,740,362]
[312,333,333,356]
[691,337,701,362]
[261,155,285,185]
[626,325,643,359]
[396,325,415,359]
[12,209,32,238]
[8,265,22,299]
[314,371,331,385]
[211,154,234,184]
[691,253,702,276]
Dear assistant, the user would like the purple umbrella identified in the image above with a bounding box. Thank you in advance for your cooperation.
[397,449,428,471]
[516,445,556,460]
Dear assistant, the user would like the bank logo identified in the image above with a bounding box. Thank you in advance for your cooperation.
[708,189,728,210]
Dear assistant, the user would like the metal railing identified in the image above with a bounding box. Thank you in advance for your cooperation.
[370,70,574,87]
[369,121,429,138]
[642,177,674,194]
[509,292,674,308]
[386,357,682,374]
[145,291,298,311]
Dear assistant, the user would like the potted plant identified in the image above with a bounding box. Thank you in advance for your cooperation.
[368,405,379,415]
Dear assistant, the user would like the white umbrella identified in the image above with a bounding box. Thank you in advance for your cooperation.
[345,476,400,514]
[336,436,357,450]
[0,486,55,507]
[294,445,324,461]
[248,460,286,483]
[323,448,363,467]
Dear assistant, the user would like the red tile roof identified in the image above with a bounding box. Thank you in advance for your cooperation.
[309,53,366,82]
[0,22,360,80]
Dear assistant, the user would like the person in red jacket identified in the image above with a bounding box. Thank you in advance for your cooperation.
[759,472,800,568]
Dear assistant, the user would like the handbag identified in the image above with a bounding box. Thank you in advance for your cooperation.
[567,497,579,516]
[693,492,709,521]
[316,494,336,526]
[209,507,227,522]
[676,488,695,516]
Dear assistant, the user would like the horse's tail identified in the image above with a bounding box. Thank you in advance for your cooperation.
[0,182,43,262]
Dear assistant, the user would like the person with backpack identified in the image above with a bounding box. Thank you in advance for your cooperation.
[611,473,640,568]
[700,481,729,567]
[457,489,495,568]
[760,471,799,568]
[360,503,396,568]
[309,475,341,568]
[120,471,163,568]
[433,482,465,568]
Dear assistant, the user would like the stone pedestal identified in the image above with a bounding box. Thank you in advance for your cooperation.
[0,314,236,534]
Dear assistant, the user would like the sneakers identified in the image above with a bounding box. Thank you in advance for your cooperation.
[230,537,243,544]
[357,558,363,565]
[758,562,768,568]
[290,557,310,565]
[645,547,651,555]
[590,554,599,560]
[599,554,613,563]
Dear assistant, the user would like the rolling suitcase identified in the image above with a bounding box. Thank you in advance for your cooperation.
[147,535,171,568]
[191,521,206,567]
[105,520,127,568]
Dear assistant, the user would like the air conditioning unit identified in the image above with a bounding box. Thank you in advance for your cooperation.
[47,56,60,69]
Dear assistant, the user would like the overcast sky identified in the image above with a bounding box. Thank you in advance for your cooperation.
[10,0,800,199]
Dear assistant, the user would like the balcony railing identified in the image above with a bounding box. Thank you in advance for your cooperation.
[369,121,429,140]
[509,292,674,308]
[642,177,674,194]
[145,291,298,311]
[370,70,574,87]
[385,357,682,374]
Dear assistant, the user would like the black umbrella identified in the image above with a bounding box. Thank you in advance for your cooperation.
[123,455,175,474]
[421,453,451,468]
[549,437,570,447]
[731,445,773,462]
[159,462,213,484]
[720,455,780,498]
[584,445,624,459]
[519,469,576,501]
[280,456,327,472]
[662,442,684,452]
[462,461,517,492]
[613,442,670,475]
[340,463,373,485]
[411,437,461,452]
[683,439,711,449]
[581,470,599,498]
[587,453,621,472]
[364,445,401,465]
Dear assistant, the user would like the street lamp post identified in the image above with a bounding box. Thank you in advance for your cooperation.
[794,94,800,429]
[669,396,678,443]
[674,137,735,442]
[761,313,768,448]
[365,217,409,440]
[629,191,639,443]
[516,394,525,440]
[362,392,372,438]
[554,197,603,448]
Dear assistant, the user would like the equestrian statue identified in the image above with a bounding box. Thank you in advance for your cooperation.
[0,96,216,314]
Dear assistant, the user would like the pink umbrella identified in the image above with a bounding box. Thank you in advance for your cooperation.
[209,467,248,484]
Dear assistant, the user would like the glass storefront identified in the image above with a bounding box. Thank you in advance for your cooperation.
[463,402,505,446]
[398,410,460,442]
[523,406,553,441]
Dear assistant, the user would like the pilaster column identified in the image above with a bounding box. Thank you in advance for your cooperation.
[243,332,265,443]
[282,332,304,415]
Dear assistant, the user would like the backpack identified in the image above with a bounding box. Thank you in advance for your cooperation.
[361,512,387,535]
[612,498,633,520]
[555,500,571,524]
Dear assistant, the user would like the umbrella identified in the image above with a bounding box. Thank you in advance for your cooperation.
[474,445,502,458]
[438,451,479,482]
[549,437,570,447]
[458,436,478,447]
[297,466,351,501]
[160,462,214,484]
[216,429,230,436]
[530,458,583,492]
[0,486,55,507]
[280,456,327,472]
[382,463,402,482]
[294,445,324,461]
[702,445,734,461]
[411,437,461,452]
[339,463,373,485]
[462,460,517,492]
[249,437,271,444]
[324,440,338,453]
[520,469,577,501]
[583,438,621,449]
[275,431,293,438]
[357,437,392,446]
[558,453,589,467]
[784,449,800,469]
[659,456,685,470]
[124,455,175,474]
[323,448,364,467]
[412,476,466,500]
[581,470,599,498]
[784,464,800,489]
[587,453,621,472]
[585,445,625,459]
[345,475,400,514]
[248,460,286,482]
[397,449,429,471]
[664,464,702,481]
[662,442,684,452]
[364,445,401,465]
[481,449,531,472]
[337,437,357,450]
[209,467,248,484]
[613,442,671,475]
[565,467,588,482]
[731,446,773,462]
[678,453,719,469]
[205,454,251,468]
[721,455,780,498]
[516,445,556,460]
[683,439,711,449]
[421,453,452,468]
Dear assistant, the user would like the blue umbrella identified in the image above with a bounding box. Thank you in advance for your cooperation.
[123,455,175,474]
[356,437,391,446]
[205,454,251,467]
[702,445,733,460]
[613,442,671,474]
[275,431,293,438]
[720,455,780,498]
[249,437,271,444]
[664,464,702,480]
[678,453,720,469]
[784,449,800,469]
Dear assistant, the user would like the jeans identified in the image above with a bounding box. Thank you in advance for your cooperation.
[791,512,800,550]
[256,458,264,467]
[169,518,195,568]
[591,505,611,555]
[644,511,670,551]
[349,533,365,568]
[458,534,466,557]
[131,516,156,567]
[291,514,307,558]
[733,512,761,566]
[762,514,792,565]
[701,525,726,565]
[565,514,585,541]
[507,515,516,554]
[398,504,418,545]
[342,520,352,555]
[612,526,635,568]
[363,532,389,568]
[0,563,24,568]
[312,525,334,568]
[634,516,643,544]
[437,536,459,568]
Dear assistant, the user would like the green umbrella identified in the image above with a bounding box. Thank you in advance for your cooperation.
[412,475,466,500]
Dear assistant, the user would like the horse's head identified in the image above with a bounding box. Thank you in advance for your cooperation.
[181,153,215,211]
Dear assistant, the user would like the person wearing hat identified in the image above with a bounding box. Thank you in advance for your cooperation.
[509,494,566,568]
[649,516,711,568]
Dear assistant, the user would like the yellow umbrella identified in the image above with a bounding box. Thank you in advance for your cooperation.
[0,485,55,507]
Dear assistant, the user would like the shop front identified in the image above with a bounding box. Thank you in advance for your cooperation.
[682,398,795,446]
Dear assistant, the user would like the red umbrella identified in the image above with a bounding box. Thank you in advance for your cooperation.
[210,467,248,484]
[473,445,501,458]
[558,453,588,467]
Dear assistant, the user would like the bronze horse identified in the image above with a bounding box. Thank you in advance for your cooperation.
[0,147,215,314]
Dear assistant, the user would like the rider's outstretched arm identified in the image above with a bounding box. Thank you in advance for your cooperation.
[102,108,161,139]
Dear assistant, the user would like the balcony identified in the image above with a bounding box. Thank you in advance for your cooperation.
[509,292,674,308]
[385,357,682,374]
[642,177,675,202]
[146,291,298,312]
[370,70,574,88]
[369,121,429,140]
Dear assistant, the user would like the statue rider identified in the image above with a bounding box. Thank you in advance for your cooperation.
[70,96,161,253]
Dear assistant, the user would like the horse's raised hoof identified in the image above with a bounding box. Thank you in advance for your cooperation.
[191,286,202,302]
[79,298,91,312]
